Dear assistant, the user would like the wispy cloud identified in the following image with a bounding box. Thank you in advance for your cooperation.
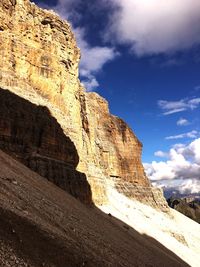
[49,0,81,22]
[80,76,99,92]
[154,151,169,158]
[106,0,200,56]
[177,118,189,126]
[160,58,183,68]
[165,130,199,140]
[194,85,200,91]
[158,97,200,115]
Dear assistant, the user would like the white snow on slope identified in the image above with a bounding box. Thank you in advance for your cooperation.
[99,187,200,267]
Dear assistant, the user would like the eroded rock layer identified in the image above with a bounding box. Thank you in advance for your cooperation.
[0,0,168,210]
[0,89,92,204]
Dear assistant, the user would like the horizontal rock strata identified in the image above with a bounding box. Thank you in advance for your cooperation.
[0,0,168,210]
[0,89,92,204]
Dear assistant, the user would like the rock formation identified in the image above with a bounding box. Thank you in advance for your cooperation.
[0,0,168,210]
[167,197,200,224]
[0,89,92,204]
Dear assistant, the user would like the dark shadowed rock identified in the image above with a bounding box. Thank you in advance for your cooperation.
[0,89,92,204]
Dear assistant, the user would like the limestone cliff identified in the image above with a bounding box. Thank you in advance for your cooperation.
[0,89,92,204]
[0,0,168,210]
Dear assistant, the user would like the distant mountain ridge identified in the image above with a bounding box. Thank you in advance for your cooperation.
[167,197,200,224]
[164,189,200,200]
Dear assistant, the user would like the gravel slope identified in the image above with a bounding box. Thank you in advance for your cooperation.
[0,150,189,267]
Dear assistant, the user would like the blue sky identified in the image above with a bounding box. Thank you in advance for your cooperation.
[33,0,200,197]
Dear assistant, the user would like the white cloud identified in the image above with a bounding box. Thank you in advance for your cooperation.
[154,151,168,158]
[158,97,200,115]
[80,76,99,92]
[165,130,199,140]
[144,138,200,196]
[182,138,200,164]
[74,28,117,91]
[179,179,200,195]
[154,178,200,197]
[107,0,200,55]
[177,118,189,126]
[189,98,200,106]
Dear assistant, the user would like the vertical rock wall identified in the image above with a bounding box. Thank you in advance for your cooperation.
[0,89,92,204]
[0,0,168,210]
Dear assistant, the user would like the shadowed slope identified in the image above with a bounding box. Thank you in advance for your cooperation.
[0,149,189,267]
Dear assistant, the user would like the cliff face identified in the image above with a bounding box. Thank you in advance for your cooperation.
[0,0,168,209]
[0,89,92,204]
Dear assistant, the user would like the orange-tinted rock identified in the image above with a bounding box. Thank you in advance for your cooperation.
[0,0,168,210]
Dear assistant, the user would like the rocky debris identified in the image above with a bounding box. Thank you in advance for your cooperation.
[167,197,200,223]
[0,0,168,209]
[0,239,30,267]
[0,150,189,267]
[113,178,168,211]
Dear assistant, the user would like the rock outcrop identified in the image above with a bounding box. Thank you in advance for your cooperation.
[0,89,92,204]
[167,197,200,224]
[0,0,168,210]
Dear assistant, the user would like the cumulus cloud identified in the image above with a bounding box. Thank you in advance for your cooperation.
[107,0,200,55]
[158,97,200,115]
[74,28,117,91]
[177,118,189,126]
[144,138,200,196]
[153,178,200,198]
[80,76,99,92]
[179,179,200,195]
[165,130,199,140]
[174,139,200,164]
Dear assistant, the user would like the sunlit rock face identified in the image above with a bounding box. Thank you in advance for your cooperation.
[0,0,168,210]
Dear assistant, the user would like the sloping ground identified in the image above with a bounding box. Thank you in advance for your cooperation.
[100,187,200,267]
[0,150,189,267]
